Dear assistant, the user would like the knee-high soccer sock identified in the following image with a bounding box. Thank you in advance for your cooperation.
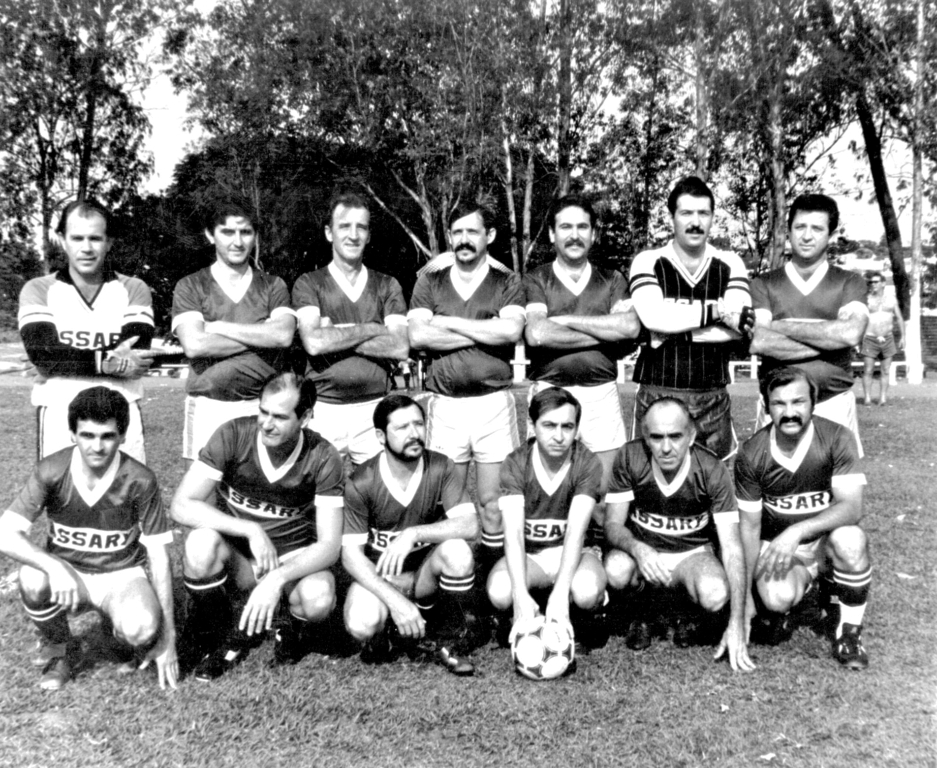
[22,594,71,656]
[478,531,504,582]
[437,572,476,642]
[832,566,872,637]
[183,569,231,644]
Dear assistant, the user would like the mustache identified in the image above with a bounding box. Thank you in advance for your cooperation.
[455,242,476,253]
[564,239,585,248]
[404,438,425,449]
[685,227,705,235]
[780,416,803,426]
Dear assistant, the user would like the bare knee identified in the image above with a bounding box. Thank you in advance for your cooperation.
[694,574,729,613]
[18,565,51,602]
[343,592,384,643]
[486,565,513,611]
[436,539,474,577]
[757,578,799,614]
[571,564,606,610]
[827,526,869,570]
[111,601,161,648]
[604,550,637,591]
[291,574,335,622]
[183,528,228,577]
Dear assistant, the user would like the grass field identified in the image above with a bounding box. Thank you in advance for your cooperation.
[0,376,934,768]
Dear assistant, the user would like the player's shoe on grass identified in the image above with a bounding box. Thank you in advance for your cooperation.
[434,644,475,676]
[38,643,78,691]
[194,644,250,681]
[32,639,59,669]
[625,620,653,651]
[576,611,609,652]
[360,625,397,665]
[269,627,306,668]
[832,624,869,670]
[751,612,793,646]
[673,617,701,648]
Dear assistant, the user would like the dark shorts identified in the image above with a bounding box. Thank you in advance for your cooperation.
[861,334,897,360]
[633,384,737,460]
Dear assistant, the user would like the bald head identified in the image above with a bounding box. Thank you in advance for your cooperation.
[642,398,696,475]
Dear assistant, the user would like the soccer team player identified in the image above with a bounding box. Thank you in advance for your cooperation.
[736,366,871,669]
[9,188,880,691]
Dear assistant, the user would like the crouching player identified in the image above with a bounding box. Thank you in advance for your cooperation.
[604,398,754,672]
[487,387,607,648]
[0,387,177,690]
[736,366,871,669]
[342,394,481,676]
[171,372,344,680]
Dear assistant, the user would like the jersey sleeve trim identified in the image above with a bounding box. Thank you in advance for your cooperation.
[171,311,204,333]
[269,306,296,320]
[500,305,526,319]
[498,495,524,514]
[385,314,408,327]
[445,501,476,518]
[140,530,174,547]
[606,490,634,504]
[713,509,740,524]
[315,494,344,509]
[738,499,762,514]
[832,473,867,488]
[525,302,547,315]
[1,510,32,533]
[342,532,368,547]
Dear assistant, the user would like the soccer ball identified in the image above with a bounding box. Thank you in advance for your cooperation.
[511,616,575,680]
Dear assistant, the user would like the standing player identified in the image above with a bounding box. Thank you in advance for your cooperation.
[19,199,156,461]
[408,202,525,584]
[486,387,607,644]
[628,176,752,462]
[736,367,871,669]
[524,194,640,498]
[172,201,296,464]
[292,192,409,464]
[0,387,177,690]
[342,394,480,676]
[171,372,344,680]
[860,271,904,406]
[750,193,869,452]
[604,398,754,672]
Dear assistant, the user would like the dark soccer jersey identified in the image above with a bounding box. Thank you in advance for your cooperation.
[735,416,866,542]
[606,440,737,553]
[500,439,603,552]
[751,263,867,400]
[18,270,154,406]
[8,448,170,574]
[524,262,634,387]
[292,266,407,404]
[342,450,471,562]
[172,266,292,401]
[196,417,344,555]
[629,243,751,390]
[408,265,524,396]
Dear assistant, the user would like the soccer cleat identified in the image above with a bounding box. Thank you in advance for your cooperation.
[577,612,609,651]
[625,621,652,651]
[435,644,475,676]
[673,617,700,648]
[269,628,306,668]
[832,624,869,670]
[751,613,793,647]
[32,640,59,669]
[194,645,249,682]
[39,653,73,691]
[360,626,396,665]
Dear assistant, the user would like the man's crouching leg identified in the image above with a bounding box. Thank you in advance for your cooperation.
[344,582,394,664]
[420,540,477,675]
[99,571,163,674]
[826,526,871,670]
[672,551,729,648]
[570,552,609,650]
[20,565,79,691]
[271,571,336,667]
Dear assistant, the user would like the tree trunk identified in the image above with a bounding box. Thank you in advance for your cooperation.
[502,127,520,272]
[77,2,110,200]
[855,91,911,317]
[693,10,709,180]
[522,149,535,271]
[905,0,924,384]
[766,90,788,271]
[556,0,572,196]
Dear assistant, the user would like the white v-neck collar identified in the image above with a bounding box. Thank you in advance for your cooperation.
[449,262,490,302]
[667,242,713,287]
[328,262,368,303]
[70,448,120,508]
[552,260,592,297]
[531,444,572,496]
[769,421,815,474]
[784,260,829,297]
[379,452,424,507]
[651,450,691,498]
[211,261,253,304]
[256,430,304,483]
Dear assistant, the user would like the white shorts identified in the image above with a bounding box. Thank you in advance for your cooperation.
[74,565,150,612]
[528,543,603,581]
[311,399,382,464]
[759,537,825,579]
[423,390,519,464]
[756,389,862,458]
[38,399,145,463]
[656,544,713,572]
[529,380,627,453]
[183,395,259,460]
